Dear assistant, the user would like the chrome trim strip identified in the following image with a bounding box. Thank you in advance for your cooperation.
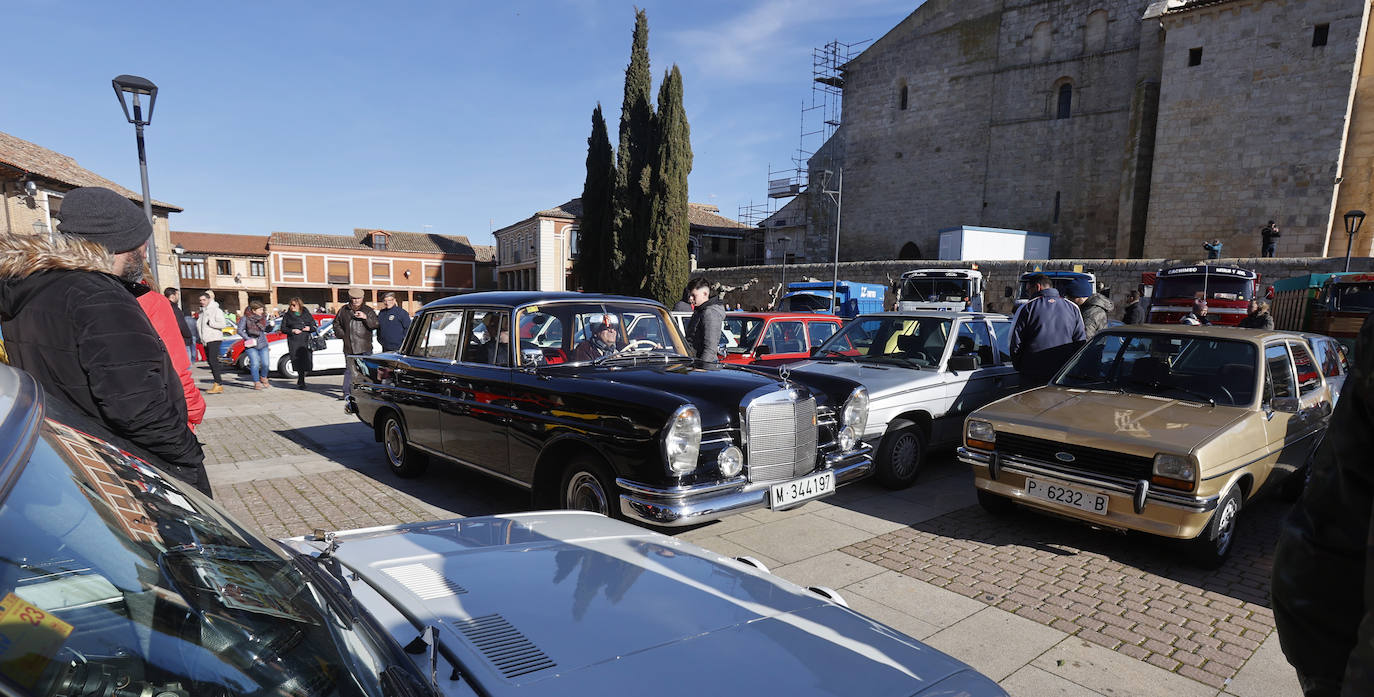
[961,451,1217,513]
[615,475,750,498]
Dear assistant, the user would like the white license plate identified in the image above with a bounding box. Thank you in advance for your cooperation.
[1024,478,1109,516]
[770,471,836,509]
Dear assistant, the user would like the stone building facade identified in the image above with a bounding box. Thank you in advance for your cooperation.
[765,0,1374,263]
[0,129,181,285]
[269,229,478,312]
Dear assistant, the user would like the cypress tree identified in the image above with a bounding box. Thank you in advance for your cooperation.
[644,65,692,306]
[613,9,655,295]
[575,104,615,292]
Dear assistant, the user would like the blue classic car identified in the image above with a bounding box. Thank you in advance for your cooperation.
[0,364,1007,697]
[348,292,875,526]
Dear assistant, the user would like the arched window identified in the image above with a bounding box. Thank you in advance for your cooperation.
[899,82,909,110]
[1031,21,1052,62]
[898,242,922,260]
[1084,10,1108,54]
[1057,83,1073,119]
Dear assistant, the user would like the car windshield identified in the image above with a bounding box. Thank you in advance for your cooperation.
[0,419,419,697]
[1056,332,1258,406]
[1329,282,1374,312]
[515,301,687,366]
[780,294,831,313]
[900,278,971,304]
[814,316,951,368]
[1017,277,1088,300]
[722,317,765,350]
[1154,276,1255,303]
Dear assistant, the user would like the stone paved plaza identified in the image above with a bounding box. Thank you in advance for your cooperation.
[194,364,1300,697]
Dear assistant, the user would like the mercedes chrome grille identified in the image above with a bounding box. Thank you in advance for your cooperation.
[745,390,817,483]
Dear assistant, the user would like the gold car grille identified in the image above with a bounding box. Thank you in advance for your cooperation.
[996,432,1152,481]
[746,392,817,483]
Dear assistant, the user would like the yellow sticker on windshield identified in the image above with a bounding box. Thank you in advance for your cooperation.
[0,591,74,688]
[526,306,539,314]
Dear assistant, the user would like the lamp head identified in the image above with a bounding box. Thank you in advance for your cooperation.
[112,74,158,125]
[1345,209,1366,236]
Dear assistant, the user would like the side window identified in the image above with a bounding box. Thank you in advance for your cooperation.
[460,310,511,366]
[762,321,806,354]
[518,311,563,349]
[406,311,464,360]
[1291,342,1322,396]
[1264,344,1297,402]
[954,321,996,367]
[1319,340,1344,378]
[989,320,1013,363]
[808,321,839,348]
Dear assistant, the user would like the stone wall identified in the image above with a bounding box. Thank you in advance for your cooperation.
[1143,0,1369,258]
[703,255,1374,319]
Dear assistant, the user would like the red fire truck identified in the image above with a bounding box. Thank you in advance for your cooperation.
[1146,264,1259,326]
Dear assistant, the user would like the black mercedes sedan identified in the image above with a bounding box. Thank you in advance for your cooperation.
[348,291,874,526]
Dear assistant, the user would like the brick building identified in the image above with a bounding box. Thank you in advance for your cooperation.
[169,231,271,312]
[0,129,182,284]
[269,229,478,312]
[758,0,1374,263]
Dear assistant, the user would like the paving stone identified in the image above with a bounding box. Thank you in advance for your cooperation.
[1000,666,1105,697]
[1225,630,1302,697]
[845,570,985,629]
[924,606,1067,681]
[1034,638,1218,697]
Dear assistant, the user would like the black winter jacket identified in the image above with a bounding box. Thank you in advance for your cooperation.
[0,234,208,495]
[685,297,726,363]
[281,310,319,353]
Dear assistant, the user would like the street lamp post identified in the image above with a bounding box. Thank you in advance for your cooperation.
[1344,210,1366,273]
[171,243,186,296]
[112,74,160,289]
[821,168,844,314]
[777,235,791,296]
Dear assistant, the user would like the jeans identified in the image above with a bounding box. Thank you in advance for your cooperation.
[186,344,196,364]
[246,343,271,382]
[1263,243,1277,257]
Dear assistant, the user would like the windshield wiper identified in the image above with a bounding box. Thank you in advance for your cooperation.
[816,349,856,362]
[1060,378,1123,393]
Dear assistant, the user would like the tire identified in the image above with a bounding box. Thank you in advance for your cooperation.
[278,354,298,380]
[381,413,428,478]
[875,421,925,489]
[977,489,1015,516]
[558,457,619,518]
[235,353,249,372]
[1188,486,1242,568]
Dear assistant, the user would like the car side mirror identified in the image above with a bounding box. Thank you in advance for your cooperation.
[948,355,980,372]
[754,345,772,357]
[521,347,546,366]
[810,346,820,357]
[1270,397,1300,413]
[1003,286,1014,298]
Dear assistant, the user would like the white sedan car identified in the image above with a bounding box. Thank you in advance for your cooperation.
[267,319,382,378]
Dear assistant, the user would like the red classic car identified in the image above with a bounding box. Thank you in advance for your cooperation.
[224,313,333,369]
[720,312,844,365]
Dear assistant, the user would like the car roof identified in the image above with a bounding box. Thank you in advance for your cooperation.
[724,312,842,321]
[1099,323,1299,343]
[0,365,42,503]
[421,291,665,311]
[853,311,1011,320]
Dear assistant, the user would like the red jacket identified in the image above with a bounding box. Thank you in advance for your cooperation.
[137,291,206,430]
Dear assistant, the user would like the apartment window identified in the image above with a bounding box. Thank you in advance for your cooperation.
[1313,23,1329,47]
[327,260,350,285]
[180,260,205,280]
[250,260,265,277]
[1056,84,1072,119]
[423,264,441,285]
[282,258,304,276]
[1188,47,1203,66]
[373,262,389,282]
[215,259,232,276]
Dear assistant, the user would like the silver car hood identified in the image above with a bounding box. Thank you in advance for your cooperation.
[304,512,983,697]
[791,360,945,401]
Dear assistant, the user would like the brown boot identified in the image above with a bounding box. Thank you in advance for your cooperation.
[259,377,270,389]
[206,383,223,394]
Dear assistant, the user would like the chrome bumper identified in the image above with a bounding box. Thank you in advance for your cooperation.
[617,445,874,527]
[957,447,1219,514]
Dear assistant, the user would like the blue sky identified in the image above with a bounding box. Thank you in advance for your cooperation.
[3,1,917,247]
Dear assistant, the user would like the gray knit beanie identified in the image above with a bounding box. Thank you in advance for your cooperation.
[56,187,151,254]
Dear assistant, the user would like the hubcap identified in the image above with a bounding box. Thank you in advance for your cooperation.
[889,433,919,478]
[1215,497,1239,553]
[565,472,609,515]
[385,420,404,467]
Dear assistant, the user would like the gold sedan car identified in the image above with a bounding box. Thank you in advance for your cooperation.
[959,325,1331,567]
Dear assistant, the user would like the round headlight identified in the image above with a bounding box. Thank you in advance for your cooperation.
[664,405,702,475]
[718,446,743,477]
[842,387,869,431]
[837,426,857,452]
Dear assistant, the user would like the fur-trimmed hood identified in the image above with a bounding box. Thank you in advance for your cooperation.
[1,233,120,321]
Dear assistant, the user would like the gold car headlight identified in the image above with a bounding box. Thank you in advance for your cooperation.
[1152,453,1196,491]
[966,420,996,450]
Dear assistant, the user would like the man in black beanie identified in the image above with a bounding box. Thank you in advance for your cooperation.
[0,187,210,496]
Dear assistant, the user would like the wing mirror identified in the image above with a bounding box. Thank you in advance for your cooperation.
[521,347,546,366]
[1270,397,1300,413]
[754,345,772,357]
[810,346,820,357]
[1003,286,1014,298]
[947,355,980,372]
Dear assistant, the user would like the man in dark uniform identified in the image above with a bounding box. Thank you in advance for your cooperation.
[1272,310,1374,696]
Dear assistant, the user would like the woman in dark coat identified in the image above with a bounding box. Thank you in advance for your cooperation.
[281,297,319,388]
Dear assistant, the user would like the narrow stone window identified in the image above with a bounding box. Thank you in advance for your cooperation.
[899,83,909,110]
[1057,84,1072,119]
[1313,24,1329,47]
[1188,47,1203,66]
[1053,192,1061,223]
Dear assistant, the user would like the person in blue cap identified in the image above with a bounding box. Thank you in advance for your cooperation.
[1066,277,1113,339]
[1009,274,1086,386]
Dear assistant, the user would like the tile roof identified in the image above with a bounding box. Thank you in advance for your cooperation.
[537,199,582,219]
[0,129,182,211]
[473,244,497,263]
[688,202,751,231]
[269,229,476,257]
[171,231,269,256]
